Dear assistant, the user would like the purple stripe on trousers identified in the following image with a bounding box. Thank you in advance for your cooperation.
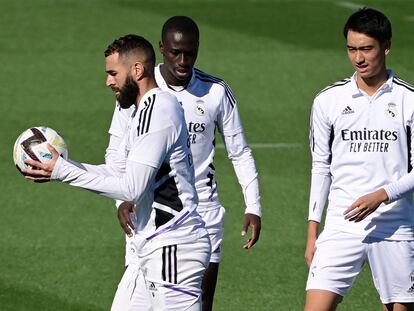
[164,284,199,298]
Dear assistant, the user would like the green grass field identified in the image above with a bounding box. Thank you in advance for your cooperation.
[1,0,414,310]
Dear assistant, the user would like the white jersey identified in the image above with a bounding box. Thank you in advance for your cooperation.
[309,71,414,240]
[156,65,249,210]
[52,88,206,254]
[109,65,261,215]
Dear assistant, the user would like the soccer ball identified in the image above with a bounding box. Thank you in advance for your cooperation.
[13,126,68,172]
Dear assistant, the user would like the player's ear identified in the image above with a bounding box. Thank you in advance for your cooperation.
[133,62,144,81]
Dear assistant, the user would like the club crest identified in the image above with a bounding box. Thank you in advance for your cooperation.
[195,100,206,116]
[385,103,397,119]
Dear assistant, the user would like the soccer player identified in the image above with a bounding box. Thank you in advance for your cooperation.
[109,16,262,311]
[24,34,211,311]
[305,7,414,311]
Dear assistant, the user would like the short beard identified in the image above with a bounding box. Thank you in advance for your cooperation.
[117,75,139,109]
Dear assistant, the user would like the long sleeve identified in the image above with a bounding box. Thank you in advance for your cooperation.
[223,132,261,217]
[308,98,332,222]
[51,156,157,204]
[384,116,414,202]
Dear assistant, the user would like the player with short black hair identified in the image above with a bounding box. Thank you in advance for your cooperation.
[24,34,211,311]
[343,7,392,45]
[161,15,199,46]
[305,8,414,311]
[110,16,262,311]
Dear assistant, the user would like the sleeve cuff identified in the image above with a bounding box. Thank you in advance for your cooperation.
[245,203,262,217]
[50,156,65,180]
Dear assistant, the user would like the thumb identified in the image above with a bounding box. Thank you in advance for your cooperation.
[46,143,59,157]
[241,217,249,236]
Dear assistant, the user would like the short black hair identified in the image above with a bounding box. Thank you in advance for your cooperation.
[161,16,199,42]
[343,8,392,44]
[104,34,155,68]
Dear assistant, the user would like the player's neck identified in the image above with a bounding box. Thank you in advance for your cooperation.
[135,78,158,106]
[356,69,388,96]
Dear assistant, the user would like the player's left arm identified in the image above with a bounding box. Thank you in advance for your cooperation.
[223,132,261,249]
[217,83,261,249]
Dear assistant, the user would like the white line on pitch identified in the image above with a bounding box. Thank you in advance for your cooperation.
[336,1,364,10]
[216,143,303,149]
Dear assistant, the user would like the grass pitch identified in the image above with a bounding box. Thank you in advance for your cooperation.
[1,0,413,310]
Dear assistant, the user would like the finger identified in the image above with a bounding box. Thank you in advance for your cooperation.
[128,212,136,230]
[245,234,259,249]
[244,240,254,249]
[346,210,361,221]
[122,214,133,236]
[241,225,248,237]
[119,214,133,237]
[241,217,249,237]
[118,209,133,236]
[354,208,373,222]
[24,167,51,177]
[243,238,252,249]
[46,143,58,155]
[24,159,48,171]
[347,207,367,222]
[243,225,259,249]
[344,200,361,215]
[344,205,363,219]
[25,175,50,182]
[250,227,260,246]
[123,209,136,235]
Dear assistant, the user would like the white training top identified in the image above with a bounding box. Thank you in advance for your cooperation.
[52,88,207,254]
[309,70,414,240]
[108,65,261,216]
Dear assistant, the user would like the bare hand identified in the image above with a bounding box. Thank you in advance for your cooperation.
[241,213,261,249]
[344,188,388,222]
[118,202,136,237]
[23,144,58,182]
[304,237,317,267]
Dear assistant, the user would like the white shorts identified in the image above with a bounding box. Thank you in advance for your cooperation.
[112,236,211,311]
[306,229,414,304]
[197,206,225,263]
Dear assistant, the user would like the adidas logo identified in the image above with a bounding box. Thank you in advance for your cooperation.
[342,106,355,115]
[408,283,414,293]
[149,282,157,292]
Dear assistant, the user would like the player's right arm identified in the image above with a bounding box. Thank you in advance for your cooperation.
[306,97,332,266]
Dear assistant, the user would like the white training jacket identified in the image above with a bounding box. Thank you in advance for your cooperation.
[52,88,207,254]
